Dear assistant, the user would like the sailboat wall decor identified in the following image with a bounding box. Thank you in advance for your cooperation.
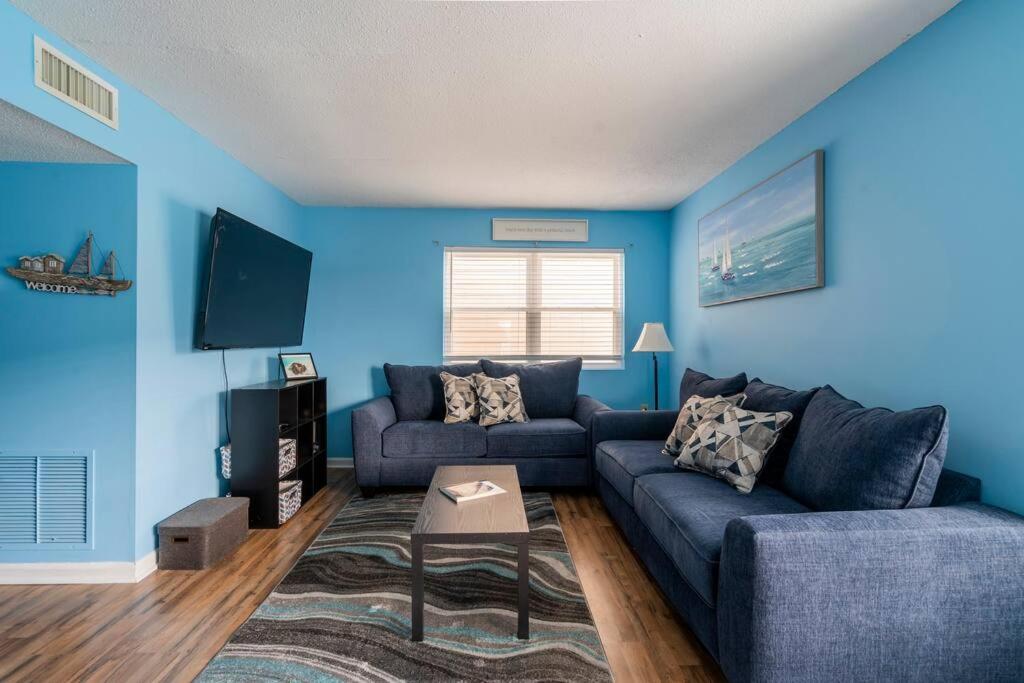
[6,232,132,296]
[697,150,824,306]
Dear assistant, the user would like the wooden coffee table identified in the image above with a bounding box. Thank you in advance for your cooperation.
[410,465,530,641]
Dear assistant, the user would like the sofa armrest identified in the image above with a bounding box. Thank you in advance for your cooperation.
[351,396,397,488]
[573,395,611,488]
[591,409,677,446]
[718,503,1024,683]
[573,394,611,429]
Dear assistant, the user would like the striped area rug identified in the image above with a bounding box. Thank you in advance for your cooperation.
[199,493,612,682]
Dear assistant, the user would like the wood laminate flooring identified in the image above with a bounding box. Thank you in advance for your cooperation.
[0,469,724,682]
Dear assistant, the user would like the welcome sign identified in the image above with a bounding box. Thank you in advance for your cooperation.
[492,218,589,242]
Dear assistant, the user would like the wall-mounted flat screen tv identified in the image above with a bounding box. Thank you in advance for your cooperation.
[196,208,312,350]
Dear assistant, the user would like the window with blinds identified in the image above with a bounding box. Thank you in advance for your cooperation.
[443,247,625,368]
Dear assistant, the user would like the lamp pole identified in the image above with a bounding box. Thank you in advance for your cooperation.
[652,352,660,410]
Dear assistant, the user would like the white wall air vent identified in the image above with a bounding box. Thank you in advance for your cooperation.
[34,36,118,130]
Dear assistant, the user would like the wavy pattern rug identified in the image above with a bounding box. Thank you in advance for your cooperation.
[199,492,612,682]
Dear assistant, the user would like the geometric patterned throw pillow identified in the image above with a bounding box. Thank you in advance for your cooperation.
[473,373,529,427]
[440,371,479,424]
[675,405,793,493]
[662,393,746,457]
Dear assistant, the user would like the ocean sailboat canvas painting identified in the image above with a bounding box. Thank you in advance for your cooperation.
[698,150,823,306]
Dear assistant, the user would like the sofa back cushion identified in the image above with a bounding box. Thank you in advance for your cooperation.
[480,357,582,419]
[679,368,748,407]
[741,379,819,485]
[782,386,949,511]
[930,468,982,507]
[383,362,482,421]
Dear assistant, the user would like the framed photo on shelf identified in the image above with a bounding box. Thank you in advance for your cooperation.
[279,352,318,380]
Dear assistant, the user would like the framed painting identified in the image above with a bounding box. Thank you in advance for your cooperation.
[698,150,824,307]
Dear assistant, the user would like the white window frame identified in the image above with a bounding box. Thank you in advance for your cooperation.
[443,246,625,370]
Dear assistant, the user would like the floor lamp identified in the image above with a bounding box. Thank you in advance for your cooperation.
[632,323,674,410]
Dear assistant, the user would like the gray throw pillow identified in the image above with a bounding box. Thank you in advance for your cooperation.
[675,404,793,493]
[663,393,746,457]
[474,373,529,427]
[440,372,479,424]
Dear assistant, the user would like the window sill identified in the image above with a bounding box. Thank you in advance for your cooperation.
[445,358,624,370]
[583,360,624,371]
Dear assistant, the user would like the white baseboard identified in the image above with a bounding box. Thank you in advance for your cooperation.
[327,458,353,468]
[0,549,158,585]
[133,550,158,582]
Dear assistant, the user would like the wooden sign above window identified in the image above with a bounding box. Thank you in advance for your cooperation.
[492,218,588,242]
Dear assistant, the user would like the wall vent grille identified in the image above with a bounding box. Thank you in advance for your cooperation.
[34,37,119,129]
[0,451,93,549]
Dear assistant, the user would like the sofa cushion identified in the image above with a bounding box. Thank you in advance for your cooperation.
[739,379,819,485]
[634,473,810,605]
[384,362,482,421]
[382,420,487,458]
[481,358,582,419]
[486,418,585,458]
[783,386,949,511]
[679,368,748,406]
[595,440,680,506]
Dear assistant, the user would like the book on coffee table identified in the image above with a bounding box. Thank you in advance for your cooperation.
[440,480,507,504]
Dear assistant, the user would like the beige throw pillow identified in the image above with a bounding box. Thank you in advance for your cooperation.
[440,372,479,424]
[474,373,529,426]
[662,393,746,457]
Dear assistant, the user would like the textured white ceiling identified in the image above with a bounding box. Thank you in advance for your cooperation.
[0,98,127,164]
[13,1,956,209]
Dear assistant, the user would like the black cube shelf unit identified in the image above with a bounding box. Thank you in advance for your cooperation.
[230,377,328,528]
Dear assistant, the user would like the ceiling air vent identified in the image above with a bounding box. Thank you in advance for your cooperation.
[34,36,118,129]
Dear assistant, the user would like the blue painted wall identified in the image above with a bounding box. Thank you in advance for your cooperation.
[0,2,305,561]
[0,162,137,562]
[4,0,1018,567]
[668,0,1024,514]
[301,207,671,457]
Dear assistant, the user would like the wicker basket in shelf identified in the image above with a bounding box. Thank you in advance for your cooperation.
[278,438,297,477]
[279,480,302,525]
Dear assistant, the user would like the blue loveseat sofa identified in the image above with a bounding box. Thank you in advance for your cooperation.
[352,359,609,490]
[593,369,1024,683]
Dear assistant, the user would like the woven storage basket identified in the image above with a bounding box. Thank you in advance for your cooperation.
[279,480,302,525]
[278,438,297,477]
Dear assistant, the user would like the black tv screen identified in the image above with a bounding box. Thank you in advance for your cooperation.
[196,208,312,350]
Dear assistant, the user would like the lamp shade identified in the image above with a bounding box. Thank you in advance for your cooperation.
[632,322,674,353]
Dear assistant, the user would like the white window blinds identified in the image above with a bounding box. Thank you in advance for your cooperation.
[443,247,624,367]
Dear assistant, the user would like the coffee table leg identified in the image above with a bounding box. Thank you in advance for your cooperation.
[517,541,529,639]
[411,536,424,641]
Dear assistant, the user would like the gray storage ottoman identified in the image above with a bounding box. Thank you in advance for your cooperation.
[158,497,249,570]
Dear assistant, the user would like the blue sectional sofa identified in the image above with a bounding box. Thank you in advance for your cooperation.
[352,359,609,490]
[593,369,1024,683]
